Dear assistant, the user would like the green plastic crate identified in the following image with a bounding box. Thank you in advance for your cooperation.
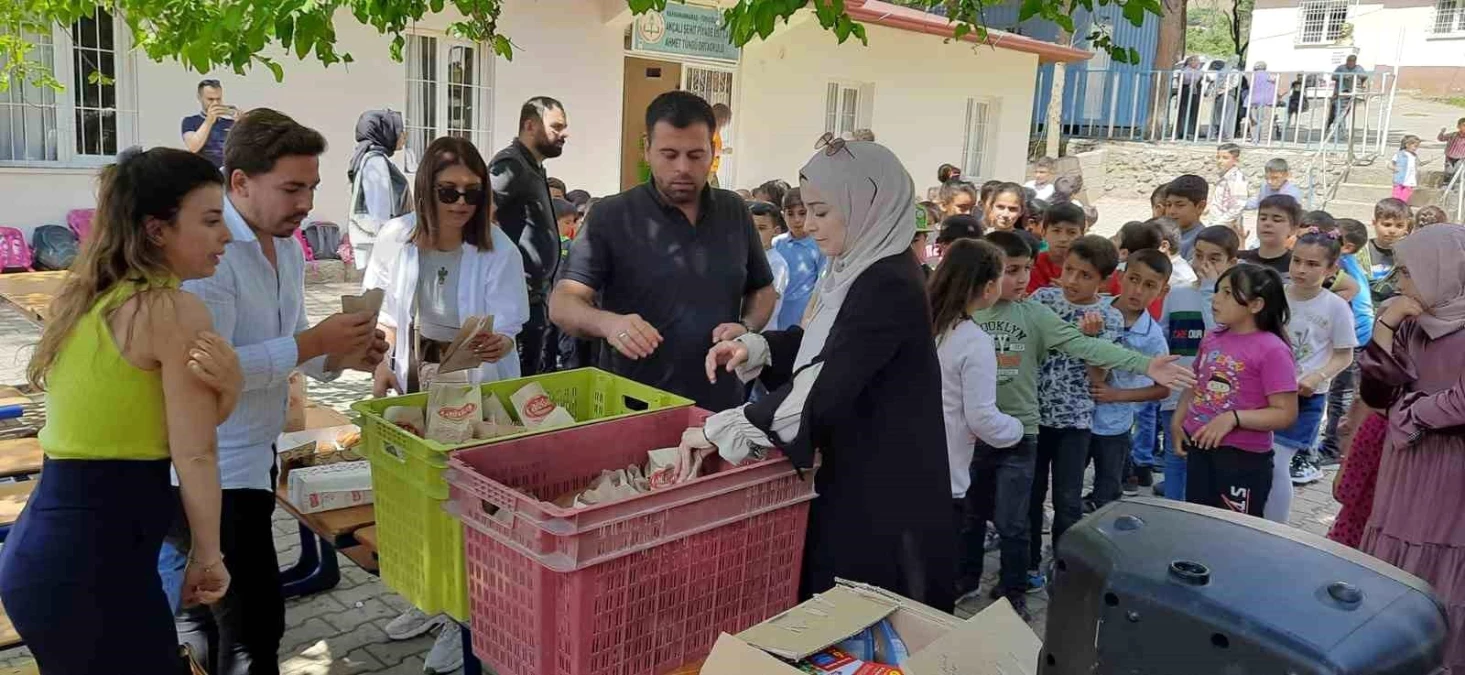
[350,368,694,618]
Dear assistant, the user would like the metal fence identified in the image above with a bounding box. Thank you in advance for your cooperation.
[1032,67,1398,157]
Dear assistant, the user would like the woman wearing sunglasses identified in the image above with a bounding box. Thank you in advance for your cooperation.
[364,136,530,401]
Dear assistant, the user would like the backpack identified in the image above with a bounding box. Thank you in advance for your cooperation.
[31,225,79,271]
[0,228,33,272]
[293,229,315,262]
[67,208,95,243]
[302,222,342,261]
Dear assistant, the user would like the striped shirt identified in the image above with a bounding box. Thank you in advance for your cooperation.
[1440,130,1465,161]
[181,196,337,491]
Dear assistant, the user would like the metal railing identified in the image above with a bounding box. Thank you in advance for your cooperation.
[1443,161,1465,222]
[1032,67,1397,157]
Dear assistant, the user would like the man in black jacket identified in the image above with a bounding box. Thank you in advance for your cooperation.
[490,96,569,375]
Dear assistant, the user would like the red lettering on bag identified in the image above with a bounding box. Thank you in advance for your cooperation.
[437,402,479,421]
[525,395,556,419]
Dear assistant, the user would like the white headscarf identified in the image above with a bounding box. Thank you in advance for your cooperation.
[793,141,916,370]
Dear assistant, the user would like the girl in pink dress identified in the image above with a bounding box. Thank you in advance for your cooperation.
[1358,223,1465,670]
[1327,408,1386,549]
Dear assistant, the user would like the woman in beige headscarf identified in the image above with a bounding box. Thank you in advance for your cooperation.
[1358,222,1465,669]
[683,139,955,610]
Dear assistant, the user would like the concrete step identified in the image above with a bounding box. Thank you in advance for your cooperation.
[1320,199,1381,223]
[1345,165,1453,188]
[1336,183,1442,205]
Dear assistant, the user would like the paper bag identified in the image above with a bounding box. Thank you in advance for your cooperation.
[438,315,494,374]
[340,288,386,368]
[284,371,308,432]
[510,382,576,428]
[425,370,482,444]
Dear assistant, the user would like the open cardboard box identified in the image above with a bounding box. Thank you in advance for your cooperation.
[702,580,1040,674]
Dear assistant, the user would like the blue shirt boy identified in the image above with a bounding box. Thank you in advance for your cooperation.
[1093,302,1170,437]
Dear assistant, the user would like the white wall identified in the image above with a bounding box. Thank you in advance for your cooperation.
[732,20,1039,192]
[0,0,625,233]
[1248,4,1464,73]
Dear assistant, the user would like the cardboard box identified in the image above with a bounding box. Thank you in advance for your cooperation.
[287,460,373,514]
[701,580,1040,675]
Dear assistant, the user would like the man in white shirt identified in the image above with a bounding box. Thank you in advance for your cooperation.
[161,108,387,675]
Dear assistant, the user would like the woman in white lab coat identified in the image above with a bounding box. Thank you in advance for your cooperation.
[365,135,530,397]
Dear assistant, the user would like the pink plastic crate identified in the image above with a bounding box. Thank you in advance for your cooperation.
[442,406,817,675]
[444,407,817,572]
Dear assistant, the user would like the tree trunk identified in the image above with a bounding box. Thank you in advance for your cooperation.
[1044,30,1071,158]
[1149,0,1188,140]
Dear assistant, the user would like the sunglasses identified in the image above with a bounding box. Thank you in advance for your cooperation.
[436,186,486,206]
[814,132,854,158]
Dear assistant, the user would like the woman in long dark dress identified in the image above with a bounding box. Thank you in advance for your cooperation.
[682,139,954,610]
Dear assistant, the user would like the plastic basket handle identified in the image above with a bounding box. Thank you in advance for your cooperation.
[478,497,516,527]
[621,393,650,412]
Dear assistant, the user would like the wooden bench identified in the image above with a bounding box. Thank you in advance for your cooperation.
[0,598,21,651]
[0,661,37,675]
[0,439,42,481]
[0,482,35,530]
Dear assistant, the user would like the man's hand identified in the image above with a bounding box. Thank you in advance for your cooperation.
[372,360,396,398]
[205,103,230,124]
[1146,355,1197,390]
[603,313,662,360]
[705,340,750,383]
[712,322,747,343]
[302,313,377,370]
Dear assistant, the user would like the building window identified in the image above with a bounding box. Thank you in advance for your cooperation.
[1433,0,1465,35]
[0,8,133,165]
[404,34,494,163]
[824,82,871,137]
[1296,0,1349,45]
[961,98,993,181]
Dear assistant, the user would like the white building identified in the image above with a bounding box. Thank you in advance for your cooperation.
[1246,0,1464,94]
[0,0,1087,235]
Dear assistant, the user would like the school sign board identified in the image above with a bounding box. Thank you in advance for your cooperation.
[632,4,741,64]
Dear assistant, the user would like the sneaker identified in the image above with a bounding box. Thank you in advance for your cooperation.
[385,608,444,641]
[1025,569,1047,594]
[424,622,464,674]
[1290,454,1323,485]
[1122,477,1141,497]
[1315,452,1341,468]
[1004,593,1034,623]
[1152,480,1166,497]
[1135,465,1154,487]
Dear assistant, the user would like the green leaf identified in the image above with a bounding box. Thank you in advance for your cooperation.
[755,2,775,37]
[1018,0,1042,20]
[264,58,284,81]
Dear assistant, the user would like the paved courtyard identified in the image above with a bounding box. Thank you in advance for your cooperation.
[0,203,1349,673]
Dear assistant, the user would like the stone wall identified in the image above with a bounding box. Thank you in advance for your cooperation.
[1066,140,1350,206]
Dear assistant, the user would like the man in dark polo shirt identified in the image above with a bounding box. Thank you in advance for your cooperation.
[492,96,570,375]
[550,91,775,410]
[181,79,236,168]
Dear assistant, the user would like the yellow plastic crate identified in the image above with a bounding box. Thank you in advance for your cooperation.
[351,368,694,618]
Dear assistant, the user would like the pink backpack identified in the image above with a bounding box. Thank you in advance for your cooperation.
[66,209,95,243]
[0,227,33,272]
[293,229,315,262]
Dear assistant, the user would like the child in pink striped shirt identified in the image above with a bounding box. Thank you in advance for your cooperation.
[1441,117,1465,178]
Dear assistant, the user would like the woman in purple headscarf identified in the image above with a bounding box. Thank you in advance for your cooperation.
[1358,222,1465,670]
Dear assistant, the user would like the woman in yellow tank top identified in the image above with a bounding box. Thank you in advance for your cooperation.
[0,147,243,674]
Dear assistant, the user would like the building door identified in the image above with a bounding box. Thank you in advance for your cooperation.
[682,65,735,186]
[621,57,682,190]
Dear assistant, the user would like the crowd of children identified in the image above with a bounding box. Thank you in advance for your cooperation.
[728,147,1455,624]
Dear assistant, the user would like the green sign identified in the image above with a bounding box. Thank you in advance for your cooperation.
[632,4,740,64]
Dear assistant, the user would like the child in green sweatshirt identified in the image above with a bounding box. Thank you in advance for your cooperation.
[960,231,1194,614]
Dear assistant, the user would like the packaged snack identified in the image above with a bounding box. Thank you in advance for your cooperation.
[510,382,576,428]
[384,406,425,437]
[797,648,902,675]
[836,628,875,663]
[425,370,482,444]
[483,394,516,427]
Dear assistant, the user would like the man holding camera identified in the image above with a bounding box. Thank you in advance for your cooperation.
[182,78,237,169]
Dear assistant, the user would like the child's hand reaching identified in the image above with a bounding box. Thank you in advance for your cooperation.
[1080,311,1105,336]
[1146,355,1198,390]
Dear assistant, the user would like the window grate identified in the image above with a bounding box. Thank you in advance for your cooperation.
[961,98,991,181]
[1296,0,1349,45]
[1431,0,1465,35]
[404,33,493,163]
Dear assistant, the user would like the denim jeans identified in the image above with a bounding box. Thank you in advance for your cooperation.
[1160,408,1187,501]
[960,435,1037,596]
[1031,426,1092,566]
[1131,402,1160,468]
